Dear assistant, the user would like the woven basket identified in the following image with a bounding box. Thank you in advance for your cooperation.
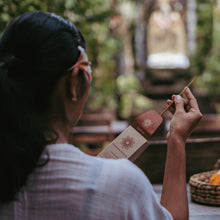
[189,159,220,206]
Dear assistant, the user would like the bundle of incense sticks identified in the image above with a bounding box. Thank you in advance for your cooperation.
[98,76,196,161]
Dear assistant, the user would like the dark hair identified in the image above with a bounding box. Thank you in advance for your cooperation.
[0,11,86,202]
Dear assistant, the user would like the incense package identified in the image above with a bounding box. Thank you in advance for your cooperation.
[98,76,196,161]
[97,110,163,161]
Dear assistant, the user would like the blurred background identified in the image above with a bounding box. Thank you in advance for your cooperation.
[1,0,220,117]
[1,0,219,182]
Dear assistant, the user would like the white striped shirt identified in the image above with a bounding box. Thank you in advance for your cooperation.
[0,143,172,220]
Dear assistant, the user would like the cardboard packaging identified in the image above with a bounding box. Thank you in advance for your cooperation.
[97,110,163,161]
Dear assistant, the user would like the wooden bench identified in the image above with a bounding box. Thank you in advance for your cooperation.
[192,114,220,137]
[69,112,128,146]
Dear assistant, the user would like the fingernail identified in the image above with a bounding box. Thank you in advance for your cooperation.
[175,95,181,101]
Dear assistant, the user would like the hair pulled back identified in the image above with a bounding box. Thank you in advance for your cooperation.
[0,11,85,202]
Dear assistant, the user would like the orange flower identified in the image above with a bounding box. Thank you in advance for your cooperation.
[209,173,220,186]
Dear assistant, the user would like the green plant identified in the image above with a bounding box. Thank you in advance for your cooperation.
[193,1,220,99]
[190,1,213,76]
[0,0,119,112]
[116,74,154,119]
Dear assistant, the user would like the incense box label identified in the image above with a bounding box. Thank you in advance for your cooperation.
[97,110,163,161]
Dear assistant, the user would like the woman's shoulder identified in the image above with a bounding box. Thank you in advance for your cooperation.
[43,143,85,159]
[42,143,150,189]
[95,156,151,192]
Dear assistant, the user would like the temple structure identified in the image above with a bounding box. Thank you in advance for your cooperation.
[147,0,189,69]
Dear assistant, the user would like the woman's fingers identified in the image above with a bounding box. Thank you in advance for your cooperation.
[166,94,189,115]
[183,87,199,110]
[166,87,202,141]
[166,99,175,114]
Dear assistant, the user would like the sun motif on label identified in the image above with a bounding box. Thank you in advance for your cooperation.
[120,136,135,149]
[142,119,152,128]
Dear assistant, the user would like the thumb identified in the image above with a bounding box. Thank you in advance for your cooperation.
[174,95,184,113]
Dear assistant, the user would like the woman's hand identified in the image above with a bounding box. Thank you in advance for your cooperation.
[166,87,202,142]
[161,88,202,220]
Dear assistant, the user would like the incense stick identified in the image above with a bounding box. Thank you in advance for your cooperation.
[160,76,197,116]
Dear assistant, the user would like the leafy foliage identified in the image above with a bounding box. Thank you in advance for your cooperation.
[0,0,119,111]
[116,74,154,119]
[190,1,213,76]
[196,49,220,95]
[193,1,220,99]
[63,0,118,111]
[0,0,47,32]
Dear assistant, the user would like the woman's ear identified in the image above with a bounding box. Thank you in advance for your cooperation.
[66,69,90,103]
[69,71,79,101]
